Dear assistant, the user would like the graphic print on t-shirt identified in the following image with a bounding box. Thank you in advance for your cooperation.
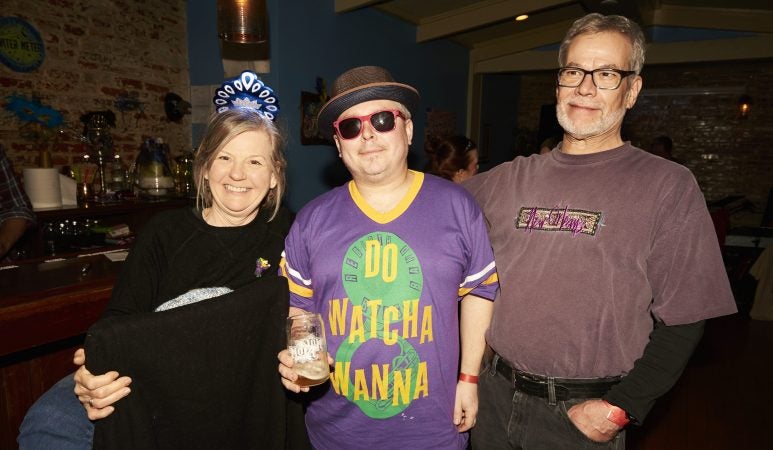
[515,206,603,236]
[332,230,432,419]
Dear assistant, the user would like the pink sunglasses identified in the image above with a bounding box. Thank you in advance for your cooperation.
[333,109,405,140]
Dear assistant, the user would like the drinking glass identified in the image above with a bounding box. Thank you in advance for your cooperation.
[286,312,330,387]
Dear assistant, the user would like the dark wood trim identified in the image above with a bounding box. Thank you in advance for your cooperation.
[0,253,119,448]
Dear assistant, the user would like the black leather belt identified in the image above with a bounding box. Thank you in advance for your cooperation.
[492,353,621,401]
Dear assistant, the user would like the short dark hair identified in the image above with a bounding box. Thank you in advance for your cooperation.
[424,135,476,181]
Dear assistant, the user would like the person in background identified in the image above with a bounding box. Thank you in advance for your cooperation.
[0,144,35,261]
[464,13,736,449]
[277,65,498,449]
[19,105,302,448]
[424,135,479,183]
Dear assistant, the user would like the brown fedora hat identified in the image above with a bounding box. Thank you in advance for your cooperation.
[317,66,420,141]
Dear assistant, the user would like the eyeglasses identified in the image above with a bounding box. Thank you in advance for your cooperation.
[557,67,636,90]
[333,110,405,140]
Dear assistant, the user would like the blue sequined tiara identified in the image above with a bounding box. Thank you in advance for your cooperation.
[212,70,280,121]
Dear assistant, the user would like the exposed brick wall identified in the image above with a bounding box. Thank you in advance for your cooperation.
[1,0,190,174]
[517,60,773,226]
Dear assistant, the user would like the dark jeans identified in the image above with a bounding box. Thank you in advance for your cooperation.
[18,374,93,450]
[471,362,625,450]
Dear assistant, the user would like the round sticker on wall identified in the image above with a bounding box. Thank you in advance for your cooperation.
[0,17,45,72]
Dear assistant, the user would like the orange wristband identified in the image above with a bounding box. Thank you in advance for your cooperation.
[458,373,479,384]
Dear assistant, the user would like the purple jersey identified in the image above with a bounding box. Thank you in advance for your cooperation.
[281,171,498,449]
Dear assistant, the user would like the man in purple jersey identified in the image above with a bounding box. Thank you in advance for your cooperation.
[277,66,498,449]
[465,13,737,449]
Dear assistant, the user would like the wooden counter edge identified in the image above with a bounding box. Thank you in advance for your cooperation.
[0,283,112,358]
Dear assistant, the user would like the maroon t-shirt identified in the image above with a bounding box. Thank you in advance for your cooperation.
[465,143,736,378]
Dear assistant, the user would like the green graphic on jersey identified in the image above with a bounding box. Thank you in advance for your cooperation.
[341,232,423,311]
[336,332,421,418]
[338,232,424,418]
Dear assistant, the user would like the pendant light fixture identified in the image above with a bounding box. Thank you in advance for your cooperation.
[217,0,268,44]
[217,0,270,75]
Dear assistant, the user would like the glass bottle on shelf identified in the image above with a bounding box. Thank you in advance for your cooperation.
[174,150,195,197]
[83,113,114,199]
[134,138,175,197]
[43,222,57,255]
[108,154,127,192]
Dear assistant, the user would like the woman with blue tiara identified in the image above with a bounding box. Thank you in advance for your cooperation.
[19,73,310,449]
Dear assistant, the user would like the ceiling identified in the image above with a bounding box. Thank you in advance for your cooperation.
[334,0,773,73]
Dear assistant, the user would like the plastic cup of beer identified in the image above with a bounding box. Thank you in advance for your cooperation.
[287,312,330,387]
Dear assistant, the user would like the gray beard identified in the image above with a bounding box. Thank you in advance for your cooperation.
[556,102,626,140]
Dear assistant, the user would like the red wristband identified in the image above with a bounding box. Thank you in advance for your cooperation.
[458,373,479,384]
[602,400,630,427]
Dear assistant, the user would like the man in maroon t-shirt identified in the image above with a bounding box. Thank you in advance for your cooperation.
[465,13,737,450]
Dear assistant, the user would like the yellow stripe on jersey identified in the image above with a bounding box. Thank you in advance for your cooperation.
[279,258,313,298]
[349,170,423,224]
[458,272,498,297]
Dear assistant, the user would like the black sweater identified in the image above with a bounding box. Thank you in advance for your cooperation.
[104,206,290,316]
[85,206,309,449]
[86,277,310,450]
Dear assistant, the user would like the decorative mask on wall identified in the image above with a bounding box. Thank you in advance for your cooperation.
[164,92,191,123]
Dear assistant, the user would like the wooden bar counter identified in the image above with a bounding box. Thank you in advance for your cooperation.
[0,254,123,449]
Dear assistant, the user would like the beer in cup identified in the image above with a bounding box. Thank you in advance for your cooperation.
[287,312,330,387]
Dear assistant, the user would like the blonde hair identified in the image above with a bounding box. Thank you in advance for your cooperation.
[193,108,287,221]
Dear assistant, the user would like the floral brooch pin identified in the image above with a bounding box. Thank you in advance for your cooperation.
[255,258,271,277]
